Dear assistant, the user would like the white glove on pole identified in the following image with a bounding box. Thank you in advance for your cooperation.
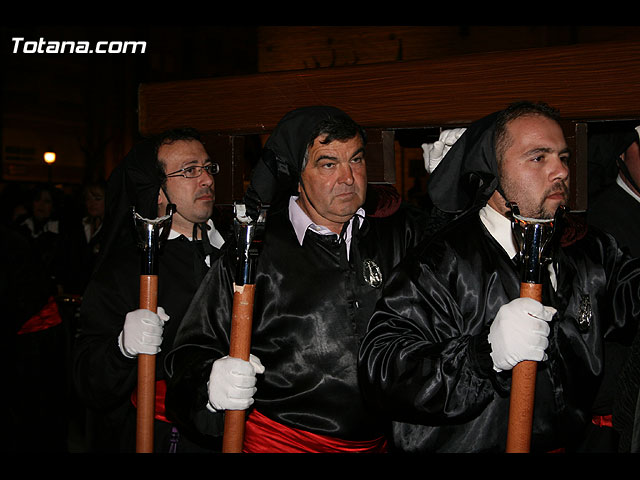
[118,307,170,358]
[207,354,265,411]
[488,297,556,372]
[422,127,467,174]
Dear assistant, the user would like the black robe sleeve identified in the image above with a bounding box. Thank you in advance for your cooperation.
[358,218,508,426]
[164,247,236,437]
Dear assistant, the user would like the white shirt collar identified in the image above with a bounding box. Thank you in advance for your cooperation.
[288,196,364,259]
[616,174,640,204]
[167,218,225,249]
[479,203,518,259]
[479,203,557,290]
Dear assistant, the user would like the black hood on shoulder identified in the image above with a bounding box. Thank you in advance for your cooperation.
[427,111,501,214]
[94,136,166,274]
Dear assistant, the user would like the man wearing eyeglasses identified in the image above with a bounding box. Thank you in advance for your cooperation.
[73,128,228,453]
[161,141,220,241]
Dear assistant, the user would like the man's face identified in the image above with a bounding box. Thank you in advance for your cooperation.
[85,187,105,219]
[489,115,570,219]
[157,139,215,236]
[297,134,367,234]
[33,190,53,221]
[622,140,640,195]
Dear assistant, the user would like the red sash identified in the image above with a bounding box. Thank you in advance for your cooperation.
[592,414,613,428]
[131,379,169,423]
[242,409,388,453]
[17,296,62,334]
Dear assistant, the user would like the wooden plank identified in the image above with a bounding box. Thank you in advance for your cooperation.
[200,133,246,205]
[363,129,396,184]
[561,121,589,211]
[257,26,640,73]
[139,41,640,136]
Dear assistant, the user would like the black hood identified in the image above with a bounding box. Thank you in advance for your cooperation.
[427,111,501,214]
[93,136,166,274]
[588,128,639,196]
[244,106,363,211]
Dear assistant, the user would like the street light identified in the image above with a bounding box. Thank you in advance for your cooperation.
[44,150,56,183]
[44,151,56,164]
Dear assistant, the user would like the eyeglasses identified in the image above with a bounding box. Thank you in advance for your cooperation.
[166,163,219,179]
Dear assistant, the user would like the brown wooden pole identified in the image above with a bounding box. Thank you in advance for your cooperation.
[222,283,257,453]
[136,274,158,453]
[505,282,543,453]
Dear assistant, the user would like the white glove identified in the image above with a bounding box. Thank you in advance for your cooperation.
[422,128,467,173]
[488,297,556,372]
[207,354,265,411]
[118,307,170,358]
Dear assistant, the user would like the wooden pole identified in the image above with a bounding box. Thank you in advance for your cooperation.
[222,283,257,453]
[505,204,562,453]
[220,205,264,453]
[505,282,542,453]
[132,205,174,454]
[136,274,158,453]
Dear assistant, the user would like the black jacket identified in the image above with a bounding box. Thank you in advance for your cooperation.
[165,201,427,443]
[358,210,640,452]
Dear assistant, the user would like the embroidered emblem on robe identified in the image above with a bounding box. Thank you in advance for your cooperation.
[363,259,382,288]
[577,294,592,332]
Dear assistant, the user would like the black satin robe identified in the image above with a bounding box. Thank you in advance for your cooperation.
[165,202,427,443]
[588,183,640,259]
[73,236,220,452]
[358,210,640,453]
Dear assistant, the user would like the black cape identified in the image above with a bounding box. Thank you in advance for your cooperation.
[72,136,225,452]
[359,107,640,452]
[359,209,640,452]
[165,202,427,443]
[164,105,429,447]
[587,129,640,259]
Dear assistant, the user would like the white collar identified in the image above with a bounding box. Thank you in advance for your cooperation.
[479,203,557,290]
[167,218,225,249]
[479,204,518,259]
[289,196,335,245]
[288,196,364,259]
[616,174,640,204]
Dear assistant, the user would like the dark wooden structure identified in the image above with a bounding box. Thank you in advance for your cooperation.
[138,41,640,211]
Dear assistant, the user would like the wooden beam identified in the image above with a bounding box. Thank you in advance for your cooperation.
[562,121,589,211]
[139,41,640,136]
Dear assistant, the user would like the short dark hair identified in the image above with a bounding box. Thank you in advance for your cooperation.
[494,101,561,163]
[154,127,202,158]
[303,115,366,168]
[153,127,203,184]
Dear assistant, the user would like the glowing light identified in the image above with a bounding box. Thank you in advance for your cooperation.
[44,151,56,164]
